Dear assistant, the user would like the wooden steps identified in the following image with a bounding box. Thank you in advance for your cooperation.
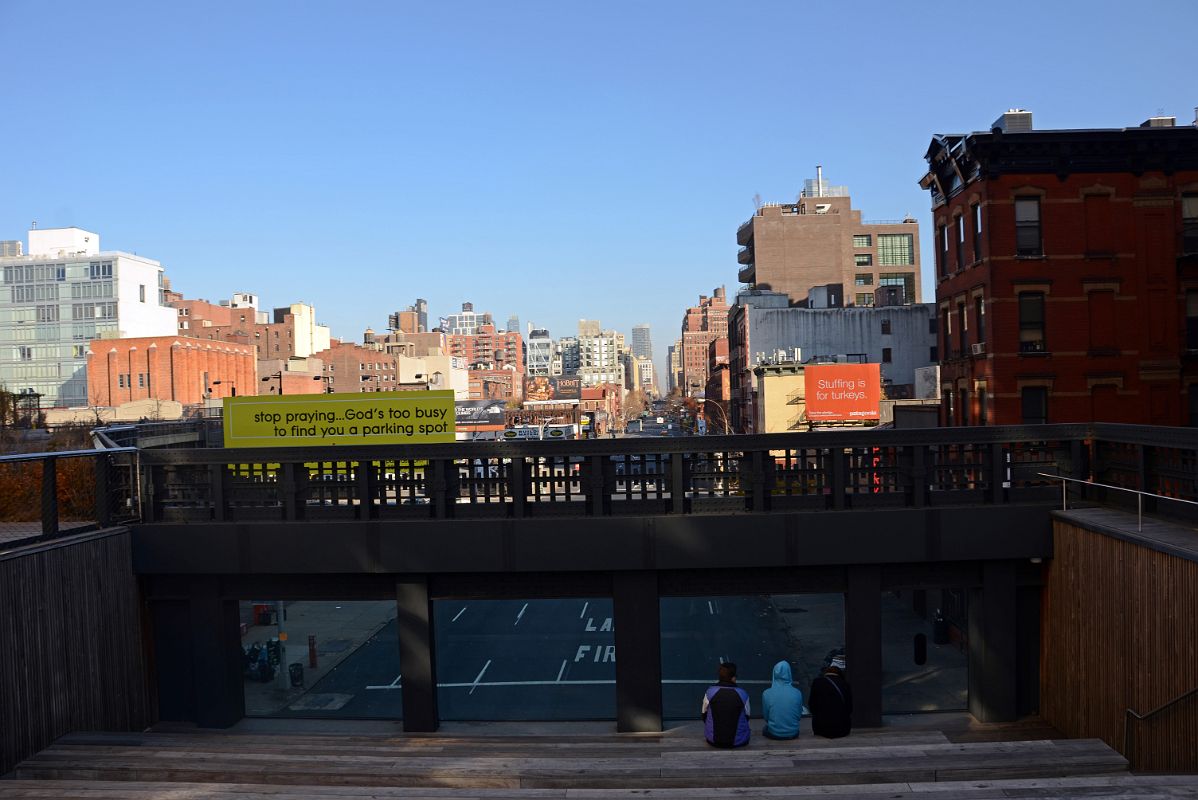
[1,727,1142,796]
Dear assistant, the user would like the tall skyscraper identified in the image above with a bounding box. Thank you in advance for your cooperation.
[506,315,520,334]
[0,227,176,407]
[631,323,653,360]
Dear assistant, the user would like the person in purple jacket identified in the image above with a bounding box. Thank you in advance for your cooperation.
[701,661,751,748]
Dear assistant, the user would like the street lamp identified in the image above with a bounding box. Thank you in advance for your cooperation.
[262,372,322,395]
[699,398,731,435]
[210,379,236,397]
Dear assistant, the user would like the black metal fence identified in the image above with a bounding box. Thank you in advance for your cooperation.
[137,425,1102,523]
[0,448,140,545]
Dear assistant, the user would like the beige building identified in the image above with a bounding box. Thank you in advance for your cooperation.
[736,171,921,307]
[752,360,880,433]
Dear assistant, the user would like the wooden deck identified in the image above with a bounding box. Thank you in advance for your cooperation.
[5,721,1194,798]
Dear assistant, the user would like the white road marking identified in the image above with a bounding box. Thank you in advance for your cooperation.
[579,601,589,619]
[707,600,714,615]
[514,603,528,626]
[452,607,467,622]
[469,659,492,694]
[365,673,402,690]
[556,660,567,682]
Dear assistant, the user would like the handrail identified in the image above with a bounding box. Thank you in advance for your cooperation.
[1037,472,1198,532]
[0,447,138,464]
[1123,685,1198,766]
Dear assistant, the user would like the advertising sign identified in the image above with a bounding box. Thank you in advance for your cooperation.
[455,400,507,427]
[805,363,881,421]
[223,390,455,448]
[524,375,582,401]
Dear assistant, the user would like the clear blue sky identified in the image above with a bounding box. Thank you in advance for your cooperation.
[2,1,1195,378]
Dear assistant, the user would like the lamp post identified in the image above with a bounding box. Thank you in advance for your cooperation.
[262,372,321,395]
[210,379,236,397]
[699,398,731,435]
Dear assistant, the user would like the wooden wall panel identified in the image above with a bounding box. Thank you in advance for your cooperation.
[0,529,152,776]
[1042,520,1198,770]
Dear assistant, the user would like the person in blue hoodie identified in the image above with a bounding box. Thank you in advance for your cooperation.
[761,660,803,740]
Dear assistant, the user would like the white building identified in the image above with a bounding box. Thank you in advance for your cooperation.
[527,328,553,376]
[442,302,492,336]
[577,319,625,387]
[0,227,176,407]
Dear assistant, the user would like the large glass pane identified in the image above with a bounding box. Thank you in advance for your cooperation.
[882,589,968,713]
[660,594,845,720]
[435,598,615,720]
[241,600,400,718]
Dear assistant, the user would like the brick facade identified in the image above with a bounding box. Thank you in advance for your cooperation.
[87,336,257,406]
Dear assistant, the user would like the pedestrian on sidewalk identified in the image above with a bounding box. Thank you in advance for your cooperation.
[761,660,803,740]
[809,654,852,739]
[701,661,751,748]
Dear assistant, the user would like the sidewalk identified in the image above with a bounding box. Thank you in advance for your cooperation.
[240,600,395,716]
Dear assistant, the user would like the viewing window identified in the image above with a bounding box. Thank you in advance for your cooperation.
[852,234,872,248]
[1018,292,1045,352]
[878,233,914,266]
[1015,196,1042,256]
[971,202,982,262]
[855,254,873,267]
[1021,387,1048,425]
[855,273,874,286]
[955,215,965,269]
[1184,194,1198,254]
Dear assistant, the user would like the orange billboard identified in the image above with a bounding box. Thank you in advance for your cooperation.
[805,363,881,421]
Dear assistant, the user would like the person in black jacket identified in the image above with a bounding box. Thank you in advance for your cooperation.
[808,654,852,738]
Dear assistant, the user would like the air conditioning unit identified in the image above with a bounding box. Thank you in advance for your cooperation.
[971,342,986,356]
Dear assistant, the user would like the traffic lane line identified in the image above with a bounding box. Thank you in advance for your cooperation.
[451,606,467,622]
[468,659,492,695]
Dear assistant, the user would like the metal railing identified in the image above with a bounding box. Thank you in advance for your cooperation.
[137,426,1084,523]
[1124,686,1198,772]
[1038,472,1198,532]
[0,447,140,545]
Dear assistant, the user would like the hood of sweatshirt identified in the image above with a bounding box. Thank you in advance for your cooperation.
[771,660,792,688]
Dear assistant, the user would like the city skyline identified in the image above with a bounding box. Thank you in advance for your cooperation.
[2,1,1196,381]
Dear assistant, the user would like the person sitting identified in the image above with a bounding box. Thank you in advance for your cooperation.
[701,661,751,748]
[808,654,852,739]
[761,660,803,739]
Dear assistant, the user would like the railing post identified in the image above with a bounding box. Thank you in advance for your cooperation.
[669,452,686,514]
[510,456,526,518]
[41,455,58,537]
[356,461,377,521]
[430,457,453,519]
[281,462,301,521]
[989,443,1006,504]
[749,450,767,512]
[142,462,161,523]
[588,455,607,516]
[830,448,846,510]
[209,463,227,522]
[93,454,112,528]
[910,445,927,508]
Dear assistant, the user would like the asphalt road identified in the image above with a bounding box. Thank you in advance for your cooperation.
[295,595,824,721]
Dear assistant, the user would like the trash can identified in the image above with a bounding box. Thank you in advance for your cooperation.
[932,610,949,645]
[288,662,305,688]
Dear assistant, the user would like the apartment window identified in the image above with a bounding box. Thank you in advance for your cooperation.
[855,254,873,267]
[1021,387,1048,425]
[943,389,955,426]
[937,225,947,276]
[879,272,915,304]
[36,305,59,322]
[882,347,892,363]
[1184,194,1198,254]
[138,373,146,388]
[881,319,891,335]
[1089,291,1116,352]
[118,374,126,389]
[1186,290,1198,351]
[971,203,982,262]
[974,296,985,342]
[955,215,965,269]
[959,389,970,426]
[878,233,914,266]
[928,316,938,334]
[139,284,146,303]
[957,301,967,352]
[1018,292,1046,352]
[852,234,872,248]
[1015,196,1042,256]
[930,345,938,361]
[854,273,874,286]
[89,262,113,279]
[855,293,874,307]
[17,346,33,361]
[977,388,987,425]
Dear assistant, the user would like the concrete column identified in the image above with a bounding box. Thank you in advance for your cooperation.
[968,560,1019,722]
[846,564,883,727]
[187,577,245,728]
[613,571,662,732]
[396,576,438,731]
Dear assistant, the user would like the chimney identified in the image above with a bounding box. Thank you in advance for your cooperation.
[992,109,1033,133]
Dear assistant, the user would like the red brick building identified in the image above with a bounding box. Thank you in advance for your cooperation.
[468,367,523,401]
[315,339,400,394]
[87,336,257,406]
[704,338,731,432]
[680,287,728,397]
[920,111,1198,426]
[448,324,525,373]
